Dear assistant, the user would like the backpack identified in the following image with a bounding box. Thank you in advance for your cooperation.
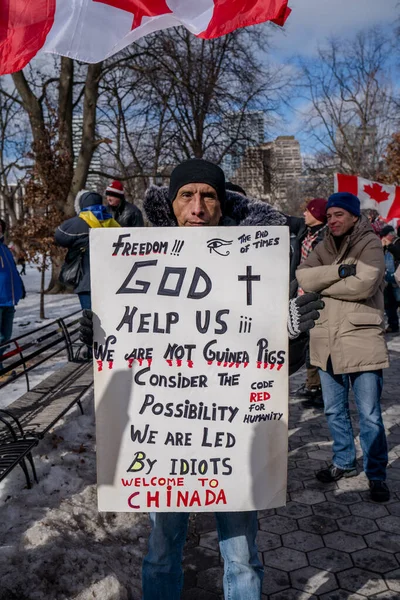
[59,245,87,288]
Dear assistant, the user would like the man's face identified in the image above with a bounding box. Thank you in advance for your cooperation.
[304,208,322,227]
[173,183,222,227]
[326,207,358,236]
[106,194,121,208]
[381,232,395,246]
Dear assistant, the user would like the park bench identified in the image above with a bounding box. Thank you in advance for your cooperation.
[0,311,94,488]
[0,410,38,489]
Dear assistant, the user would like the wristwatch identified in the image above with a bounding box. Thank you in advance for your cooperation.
[338,264,356,279]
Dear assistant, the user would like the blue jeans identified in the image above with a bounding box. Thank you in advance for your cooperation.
[142,511,263,600]
[0,306,15,370]
[78,292,91,310]
[319,359,388,481]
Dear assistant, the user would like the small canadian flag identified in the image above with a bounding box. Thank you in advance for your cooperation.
[334,173,400,222]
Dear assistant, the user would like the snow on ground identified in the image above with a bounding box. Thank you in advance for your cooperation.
[1,265,81,408]
[2,266,400,599]
[0,394,147,600]
[13,263,80,329]
[0,266,148,600]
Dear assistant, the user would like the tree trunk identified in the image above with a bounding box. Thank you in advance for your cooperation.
[12,71,51,181]
[3,192,18,226]
[40,254,47,319]
[67,61,103,213]
[12,61,107,300]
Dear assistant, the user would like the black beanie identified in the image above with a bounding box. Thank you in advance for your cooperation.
[80,191,103,210]
[379,225,395,238]
[168,159,226,211]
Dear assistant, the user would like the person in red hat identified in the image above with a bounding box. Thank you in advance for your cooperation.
[105,180,144,227]
[292,197,328,407]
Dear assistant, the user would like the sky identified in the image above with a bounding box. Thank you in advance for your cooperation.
[266,0,399,150]
[270,0,399,59]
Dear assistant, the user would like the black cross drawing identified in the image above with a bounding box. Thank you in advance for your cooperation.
[238,266,261,305]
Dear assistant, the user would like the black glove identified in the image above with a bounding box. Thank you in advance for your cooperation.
[338,264,356,279]
[287,292,325,339]
[80,309,93,347]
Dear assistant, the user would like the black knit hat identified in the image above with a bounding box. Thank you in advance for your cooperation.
[327,192,360,217]
[168,159,226,211]
[379,225,395,238]
[80,191,103,210]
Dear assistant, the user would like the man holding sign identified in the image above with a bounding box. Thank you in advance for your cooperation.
[81,159,323,599]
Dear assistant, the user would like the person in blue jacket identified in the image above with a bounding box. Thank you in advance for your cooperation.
[0,219,24,370]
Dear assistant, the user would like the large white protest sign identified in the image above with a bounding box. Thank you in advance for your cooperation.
[90,226,289,512]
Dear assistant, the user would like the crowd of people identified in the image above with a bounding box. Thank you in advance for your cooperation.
[0,159,397,598]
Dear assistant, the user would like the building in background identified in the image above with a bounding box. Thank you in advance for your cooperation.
[233,135,302,207]
[72,115,101,191]
[222,111,265,179]
[0,183,25,226]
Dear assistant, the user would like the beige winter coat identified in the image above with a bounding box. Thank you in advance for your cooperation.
[296,217,389,374]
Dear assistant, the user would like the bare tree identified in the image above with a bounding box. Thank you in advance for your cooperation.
[1,24,289,286]
[96,55,175,207]
[96,25,289,202]
[298,28,396,179]
[8,57,104,291]
[380,132,400,185]
[139,26,289,162]
[0,79,30,228]
[12,57,104,212]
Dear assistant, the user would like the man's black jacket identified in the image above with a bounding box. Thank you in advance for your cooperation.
[109,197,144,228]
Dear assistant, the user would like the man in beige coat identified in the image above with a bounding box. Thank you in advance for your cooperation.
[297,192,390,503]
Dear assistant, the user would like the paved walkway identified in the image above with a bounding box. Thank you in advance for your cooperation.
[181,339,400,600]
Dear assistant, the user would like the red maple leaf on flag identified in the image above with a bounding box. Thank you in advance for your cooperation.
[94,0,172,30]
[363,182,390,204]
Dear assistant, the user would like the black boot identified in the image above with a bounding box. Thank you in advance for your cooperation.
[369,480,390,502]
[295,384,324,408]
[316,464,357,483]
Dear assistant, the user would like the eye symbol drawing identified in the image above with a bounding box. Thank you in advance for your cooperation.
[206,238,233,256]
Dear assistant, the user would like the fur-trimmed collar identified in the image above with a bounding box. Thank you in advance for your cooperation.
[143,186,288,228]
[74,190,89,215]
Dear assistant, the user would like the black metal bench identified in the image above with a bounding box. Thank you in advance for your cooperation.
[0,311,93,488]
[2,361,93,437]
[0,410,38,489]
[0,310,85,390]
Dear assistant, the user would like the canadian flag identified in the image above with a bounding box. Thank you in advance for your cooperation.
[334,173,400,222]
[0,0,291,75]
